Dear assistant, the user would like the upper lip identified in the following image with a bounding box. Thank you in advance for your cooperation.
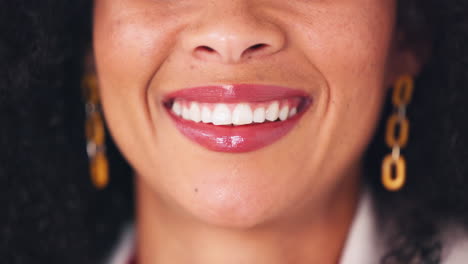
[162,84,311,104]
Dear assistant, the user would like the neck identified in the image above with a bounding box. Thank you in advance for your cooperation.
[135,174,360,264]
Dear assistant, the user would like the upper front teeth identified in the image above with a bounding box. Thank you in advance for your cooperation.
[171,100,299,126]
[201,106,211,123]
[265,101,279,122]
[253,107,266,123]
[232,103,253,125]
[189,102,202,123]
[212,104,231,125]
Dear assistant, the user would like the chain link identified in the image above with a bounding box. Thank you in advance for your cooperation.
[382,75,414,191]
[82,74,109,189]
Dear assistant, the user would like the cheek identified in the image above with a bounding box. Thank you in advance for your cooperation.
[92,0,182,169]
[289,2,396,179]
[303,3,395,81]
[93,1,176,87]
[324,5,394,137]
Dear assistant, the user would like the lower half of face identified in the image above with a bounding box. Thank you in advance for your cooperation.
[93,0,396,227]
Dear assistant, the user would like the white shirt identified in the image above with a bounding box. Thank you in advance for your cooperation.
[108,191,468,264]
[338,190,385,263]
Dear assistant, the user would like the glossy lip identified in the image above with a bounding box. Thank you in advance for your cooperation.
[163,84,312,153]
[163,84,310,103]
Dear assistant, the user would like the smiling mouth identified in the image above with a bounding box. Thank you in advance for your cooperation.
[163,84,312,153]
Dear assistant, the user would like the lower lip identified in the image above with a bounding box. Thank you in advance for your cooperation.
[166,106,309,153]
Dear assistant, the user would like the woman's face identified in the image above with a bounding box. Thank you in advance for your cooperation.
[93,0,408,227]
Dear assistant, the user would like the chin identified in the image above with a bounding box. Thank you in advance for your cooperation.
[190,193,277,229]
[173,169,292,229]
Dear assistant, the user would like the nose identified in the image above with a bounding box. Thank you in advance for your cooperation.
[180,4,286,64]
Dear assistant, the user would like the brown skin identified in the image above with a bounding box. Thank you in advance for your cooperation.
[93,0,421,263]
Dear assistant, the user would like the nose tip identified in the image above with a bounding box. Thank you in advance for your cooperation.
[182,15,286,64]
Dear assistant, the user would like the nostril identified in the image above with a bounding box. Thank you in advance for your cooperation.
[242,43,269,58]
[193,45,221,60]
[196,46,216,53]
[249,43,267,50]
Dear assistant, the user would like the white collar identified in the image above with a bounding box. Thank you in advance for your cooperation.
[339,190,386,264]
[107,223,135,264]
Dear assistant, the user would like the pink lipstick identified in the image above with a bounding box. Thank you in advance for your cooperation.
[163,84,312,153]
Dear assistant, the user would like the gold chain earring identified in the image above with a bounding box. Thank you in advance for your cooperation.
[381,75,414,191]
[82,75,109,189]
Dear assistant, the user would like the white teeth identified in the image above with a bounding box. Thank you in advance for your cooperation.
[289,107,297,118]
[182,106,191,120]
[189,102,201,123]
[172,101,182,116]
[253,107,266,123]
[232,103,253,125]
[201,106,212,123]
[172,100,299,125]
[279,105,290,121]
[265,101,280,121]
[212,104,232,125]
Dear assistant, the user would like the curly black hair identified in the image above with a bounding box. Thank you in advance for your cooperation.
[0,0,467,263]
